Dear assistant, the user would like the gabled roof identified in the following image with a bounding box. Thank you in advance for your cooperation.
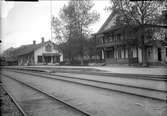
[13,44,41,56]
[95,24,138,36]
[13,41,55,56]
[106,25,139,34]
[97,12,117,34]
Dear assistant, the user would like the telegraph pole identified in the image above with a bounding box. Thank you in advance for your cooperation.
[50,0,53,41]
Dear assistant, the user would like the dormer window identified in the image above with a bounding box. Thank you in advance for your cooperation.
[45,44,52,52]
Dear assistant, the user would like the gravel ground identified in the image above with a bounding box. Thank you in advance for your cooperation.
[0,84,22,116]
[1,76,86,116]
[2,70,167,116]
[52,72,167,91]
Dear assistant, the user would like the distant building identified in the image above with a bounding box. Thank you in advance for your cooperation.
[93,13,167,65]
[13,38,63,66]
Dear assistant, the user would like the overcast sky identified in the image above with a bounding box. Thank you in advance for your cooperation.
[0,0,111,53]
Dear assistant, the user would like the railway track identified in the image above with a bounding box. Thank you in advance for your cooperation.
[4,66,167,81]
[1,74,91,116]
[3,68,167,101]
[1,83,27,116]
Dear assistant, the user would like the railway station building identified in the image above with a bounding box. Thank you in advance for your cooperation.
[13,38,63,66]
[93,13,167,65]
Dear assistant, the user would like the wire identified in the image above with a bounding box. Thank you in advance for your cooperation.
[50,0,52,42]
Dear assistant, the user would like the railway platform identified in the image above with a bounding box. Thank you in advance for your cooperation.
[4,65,167,76]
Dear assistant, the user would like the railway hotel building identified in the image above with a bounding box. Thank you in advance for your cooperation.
[14,38,63,65]
[94,13,167,65]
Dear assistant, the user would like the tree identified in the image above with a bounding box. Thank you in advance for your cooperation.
[3,47,16,59]
[52,0,100,65]
[2,47,17,65]
[51,17,64,43]
[109,0,167,66]
[86,37,97,60]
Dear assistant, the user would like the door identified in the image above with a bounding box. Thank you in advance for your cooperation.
[105,47,114,59]
[158,48,162,61]
[44,56,51,63]
[53,56,60,63]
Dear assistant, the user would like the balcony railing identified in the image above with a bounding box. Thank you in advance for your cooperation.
[96,38,136,48]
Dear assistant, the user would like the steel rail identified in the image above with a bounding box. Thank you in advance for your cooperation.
[53,70,167,81]
[4,67,167,81]
[5,69,167,102]
[1,74,91,116]
[43,71,167,92]
[13,69,167,93]
[1,84,28,116]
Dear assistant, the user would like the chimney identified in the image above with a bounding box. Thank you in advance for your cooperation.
[33,40,36,45]
[41,37,44,43]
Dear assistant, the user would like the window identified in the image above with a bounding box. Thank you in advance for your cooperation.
[117,34,121,41]
[45,44,52,52]
[106,51,113,58]
[109,36,112,42]
[38,56,42,63]
[165,33,167,41]
[118,49,121,59]
[115,35,117,41]
[102,38,105,44]
[147,48,152,57]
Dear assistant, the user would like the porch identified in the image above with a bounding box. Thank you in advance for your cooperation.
[97,45,139,64]
[37,53,60,65]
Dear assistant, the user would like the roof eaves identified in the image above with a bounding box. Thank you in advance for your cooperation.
[97,12,116,33]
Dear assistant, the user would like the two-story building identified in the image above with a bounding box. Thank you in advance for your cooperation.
[94,13,167,65]
[13,38,63,65]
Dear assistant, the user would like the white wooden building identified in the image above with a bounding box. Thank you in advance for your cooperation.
[15,38,63,65]
[94,13,167,65]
